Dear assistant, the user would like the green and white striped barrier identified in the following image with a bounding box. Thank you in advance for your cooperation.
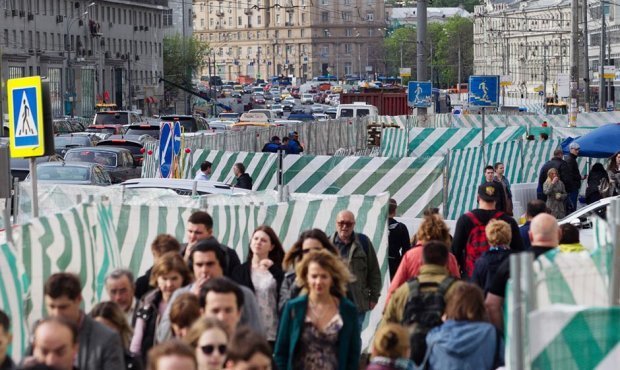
[9,192,390,352]
[380,127,526,158]
[0,243,30,362]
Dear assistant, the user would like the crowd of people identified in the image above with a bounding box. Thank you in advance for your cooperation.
[0,150,617,370]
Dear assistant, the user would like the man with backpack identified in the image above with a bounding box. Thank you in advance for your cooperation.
[383,241,458,365]
[451,183,524,278]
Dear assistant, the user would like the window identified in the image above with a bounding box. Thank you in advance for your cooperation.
[238,16,242,26]
[323,29,330,37]
[344,43,352,53]
[288,30,292,37]
[163,9,173,26]
[276,14,280,25]
[321,0,328,4]
[301,29,305,37]
[258,15,261,24]
[321,45,329,55]
[366,13,374,21]
[301,13,305,23]
[344,62,352,75]
[321,12,328,23]
[344,0,351,4]
[345,29,352,37]
[343,11,352,22]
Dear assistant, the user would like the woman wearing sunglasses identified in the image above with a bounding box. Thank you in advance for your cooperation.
[278,229,339,313]
[185,317,229,370]
[274,249,361,370]
[232,225,285,346]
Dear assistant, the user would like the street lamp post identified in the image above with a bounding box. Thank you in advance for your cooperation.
[65,2,95,117]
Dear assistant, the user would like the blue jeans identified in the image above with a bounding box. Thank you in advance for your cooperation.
[357,312,366,331]
[568,190,579,213]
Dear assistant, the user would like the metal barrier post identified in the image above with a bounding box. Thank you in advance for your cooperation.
[12,178,19,222]
[277,149,285,202]
[509,253,524,370]
[609,199,620,305]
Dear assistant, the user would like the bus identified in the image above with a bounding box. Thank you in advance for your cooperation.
[271,76,292,86]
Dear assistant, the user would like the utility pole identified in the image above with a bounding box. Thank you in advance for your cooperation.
[570,0,579,126]
[599,7,606,111]
[608,32,612,110]
[543,44,548,108]
[583,0,590,111]
[416,0,428,117]
[457,33,462,97]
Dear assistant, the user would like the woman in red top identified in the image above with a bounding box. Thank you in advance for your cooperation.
[386,213,461,304]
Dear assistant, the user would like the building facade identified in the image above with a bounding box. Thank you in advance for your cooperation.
[0,0,167,119]
[473,0,572,100]
[193,0,386,82]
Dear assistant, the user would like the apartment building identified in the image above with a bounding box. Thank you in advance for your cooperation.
[0,0,167,119]
[193,0,386,82]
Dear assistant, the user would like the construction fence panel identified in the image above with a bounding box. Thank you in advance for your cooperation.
[8,192,389,354]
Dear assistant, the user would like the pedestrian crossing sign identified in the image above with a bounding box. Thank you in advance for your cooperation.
[8,76,46,157]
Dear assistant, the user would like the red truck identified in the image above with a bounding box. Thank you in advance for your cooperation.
[339,89,410,116]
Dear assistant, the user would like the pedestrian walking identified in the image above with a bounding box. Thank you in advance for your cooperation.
[471,219,512,295]
[537,149,571,201]
[483,165,508,213]
[564,142,583,212]
[585,163,609,204]
[262,136,282,153]
[607,151,620,195]
[387,199,411,280]
[493,162,513,216]
[366,323,413,370]
[194,161,212,181]
[184,317,229,370]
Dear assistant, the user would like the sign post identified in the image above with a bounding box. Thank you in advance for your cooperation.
[407,81,432,108]
[7,76,54,218]
[468,75,500,161]
[159,122,174,179]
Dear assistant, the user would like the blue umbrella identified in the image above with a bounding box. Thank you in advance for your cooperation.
[561,123,620,158]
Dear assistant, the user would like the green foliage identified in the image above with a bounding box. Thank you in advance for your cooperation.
[163,35,210,93]
[382,16,473,88]
[387,0,480,12]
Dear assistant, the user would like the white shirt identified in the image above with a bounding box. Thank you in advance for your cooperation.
[194,171,210,181]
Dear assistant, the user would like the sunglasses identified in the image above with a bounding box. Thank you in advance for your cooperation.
[201,344,227,355]
[337,221,354,227]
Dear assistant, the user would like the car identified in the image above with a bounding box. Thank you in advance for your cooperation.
[84,125,125,139]
[159,115,210,133]
[243,85,254,94]
[250,93,266,105]
[311,104,326,114]
[218,112,240,122]
[280,90,291,99]
[331,85,343,93]
[301,94,314,105]
[231,91,242,99]
[274,120,303,126]
[119,178,251,195]
[270,104,284,117]
[313,113,329,121]
[208,120,235,131]
[287,113,314,121]
[26,162,112,186]
[64,147,141,183]
[54,133,99,157]
[325,107,337,118]
[263,91,274,100]
[558,195,619,250]
[53,118,86,134]
[96,135,155,165]
[291,88,301,99]
[124,124,161,139]
[93,111,142,126]
[10,155,63,181]
[282,100,295,112]
[246,110,276,122]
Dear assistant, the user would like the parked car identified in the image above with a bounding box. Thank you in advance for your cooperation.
[291,87,301,99]
[124,123,161,139]
[208,120,235,131]
[263,91,274,100]
[311,104,326,114]
[54,133,99,157]
[218,112,240,122]
[10,155,63,182]
[53,118,86,134]
[559,195,619,250]
[159,115,209,132]
[270,104,284,117]
[26,162,112,186]
[325,107,337,118]
[64,147,141,183]
[282,100,295,112]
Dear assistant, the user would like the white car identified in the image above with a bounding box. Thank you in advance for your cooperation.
[120,178,251,195]
[301,94,314,105]
[558,195,619,250]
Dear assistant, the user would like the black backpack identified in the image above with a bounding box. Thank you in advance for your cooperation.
[401,276,456,365]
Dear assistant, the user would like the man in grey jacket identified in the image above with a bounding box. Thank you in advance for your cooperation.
[330,210,382,328]
[156,239,263,342]
[43,273,125,370]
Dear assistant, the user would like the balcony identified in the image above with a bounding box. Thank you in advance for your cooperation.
[216,10,225,17]
[244,8,253,15]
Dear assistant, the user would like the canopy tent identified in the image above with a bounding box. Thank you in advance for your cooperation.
[561,123,620,158]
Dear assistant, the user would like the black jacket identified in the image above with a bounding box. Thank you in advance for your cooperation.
[235,173,253,190]
[564,153,582,192]
[491,181,508,213]
[537,157,571,200]
[585,165,609,203]
[0,356,15,370]
[135,289,163,364]
[134,267,153,300]
[387,218,411,280]
[231,261,285,304]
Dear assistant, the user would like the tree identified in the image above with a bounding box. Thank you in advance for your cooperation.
[383,27,417,77]
[163,35,210,97]
[433,16,474,88]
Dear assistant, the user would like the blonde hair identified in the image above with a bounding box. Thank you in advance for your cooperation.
[183,317,229,350]
[415,213,451,245]
[295,249,354,298]
[485,219,511,246]
[546,167,558,181]
[372,323,410,359]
